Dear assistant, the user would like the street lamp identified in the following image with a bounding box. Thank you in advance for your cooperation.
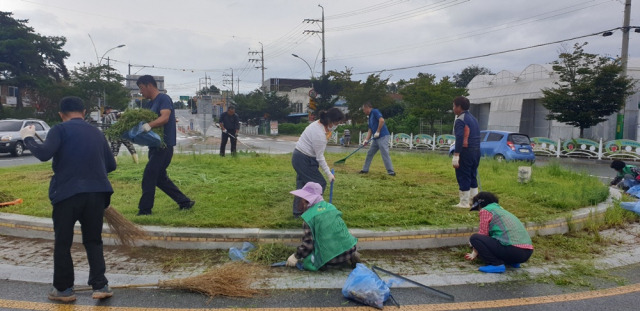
[292,54,314,79]
[97,44,125,118]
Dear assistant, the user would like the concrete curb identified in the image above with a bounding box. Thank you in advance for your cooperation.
[0,188,621,250]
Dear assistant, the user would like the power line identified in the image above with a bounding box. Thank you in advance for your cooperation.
[353,27,621,76]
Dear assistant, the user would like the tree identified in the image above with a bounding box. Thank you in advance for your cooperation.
[542,42,636,138]
[233,91,265,123]
[197,84,220,95]
[453,65,493,88]
[341,74,394,124]
[311,68,355,115]
[0,12,70,110]
[264,92,292,122]
[399,73,467,133]
[68,63,130,112]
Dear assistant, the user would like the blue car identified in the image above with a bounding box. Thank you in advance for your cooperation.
[449,130,535,162]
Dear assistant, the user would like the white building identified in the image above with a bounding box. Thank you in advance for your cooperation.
[467,59,640,141]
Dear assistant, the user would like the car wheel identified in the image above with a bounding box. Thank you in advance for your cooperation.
[11,141,24,157]
[494,154,505,162]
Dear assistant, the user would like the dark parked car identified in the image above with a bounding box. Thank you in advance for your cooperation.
[449,130,535,162]
[0,119,50,156]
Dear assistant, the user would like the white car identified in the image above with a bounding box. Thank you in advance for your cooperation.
[0,119,50,156]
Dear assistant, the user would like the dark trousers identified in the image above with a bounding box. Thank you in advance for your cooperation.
[455,147,480,191]
[470,233,533,266]
[52,192,110,291]
[220,131,237,156]
[291,149,327,216]
[138,146,190,213]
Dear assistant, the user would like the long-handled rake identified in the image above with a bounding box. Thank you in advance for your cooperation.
[334,144,367,165]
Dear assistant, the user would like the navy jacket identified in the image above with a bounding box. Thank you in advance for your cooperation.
[454,111,480,154]
[24,118,116,204]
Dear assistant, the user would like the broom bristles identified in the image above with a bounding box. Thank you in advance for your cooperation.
[159,262,263,298]
[104,205,147,247]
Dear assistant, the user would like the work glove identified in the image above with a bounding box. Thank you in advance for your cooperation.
[142,123,152,132]
[222,129,227,133]
[464,248,478,261]
[328,173,335,183]
[373,132,380,139]
[286,253,298,267]
[20,125,36,139]
[362,139,369,146]
[452,155,460,169]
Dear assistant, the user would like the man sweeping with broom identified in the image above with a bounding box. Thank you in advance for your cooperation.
[20,96,115,302]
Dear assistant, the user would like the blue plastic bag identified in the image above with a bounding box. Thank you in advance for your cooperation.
[123,121,162,147]
[626,185,640,199]
[342,263,390,309]
[620,201,640,216]
[228,242,256,262]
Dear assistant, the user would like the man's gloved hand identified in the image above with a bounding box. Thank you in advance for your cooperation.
[464,248,478,261]
[142,123,152,132]
[20,125,36,139]
[286,253,298,267]
[452,155,460,168]
[373,132,380,139]
[222,129,227,133]
[362,139,369,146]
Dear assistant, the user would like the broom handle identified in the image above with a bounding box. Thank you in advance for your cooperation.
[74,283,159,292]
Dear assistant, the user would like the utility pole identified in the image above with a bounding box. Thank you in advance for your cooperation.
[303,5,325,76]
[249,42,265,91]
[223,68,234,95]
[199,73,211,94]
[616,0,632,139]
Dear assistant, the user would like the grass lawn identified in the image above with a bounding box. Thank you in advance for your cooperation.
[0,151,609,229]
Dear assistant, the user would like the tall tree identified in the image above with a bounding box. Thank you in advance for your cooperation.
[264,92,292,122]
[542,42,635,137]
[453,65,493,88]
[233,91,265,123]
[400,73,467,133]
[197,84,220,95]
[69,63,130,112]
[341,74,393,124]
[0,12,69,110]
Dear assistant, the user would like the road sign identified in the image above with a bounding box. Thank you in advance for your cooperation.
[180,96,190,101]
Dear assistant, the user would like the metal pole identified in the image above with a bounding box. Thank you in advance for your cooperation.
[616,0,631,139]
[318,4,325,76]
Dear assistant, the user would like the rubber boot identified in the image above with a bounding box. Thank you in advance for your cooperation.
[470,187,479,200]
[132,153,139,164]
[453,190,470,208]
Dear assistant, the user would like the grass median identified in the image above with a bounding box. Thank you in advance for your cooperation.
[0,151,609,229]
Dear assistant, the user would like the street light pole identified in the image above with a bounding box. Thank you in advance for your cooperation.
[96,44,125,115]
[292,54,314,79]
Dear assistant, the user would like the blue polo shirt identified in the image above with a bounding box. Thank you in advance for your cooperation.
[368,108,390,137]
[149,93,177,146]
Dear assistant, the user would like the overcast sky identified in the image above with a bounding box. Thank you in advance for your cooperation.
[4,0,638,100]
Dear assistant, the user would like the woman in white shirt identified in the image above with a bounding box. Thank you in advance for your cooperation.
[291,108,345,217]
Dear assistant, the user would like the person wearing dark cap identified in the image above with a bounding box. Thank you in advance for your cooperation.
[219,105,240,156]
[20,96,116,302]
[464,192,533,273]
[286,182,360,271]
[102,106,139,164]
[609,160,640,190]
[136,75,195,215]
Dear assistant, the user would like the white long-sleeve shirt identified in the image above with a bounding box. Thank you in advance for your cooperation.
[295,121,332,177]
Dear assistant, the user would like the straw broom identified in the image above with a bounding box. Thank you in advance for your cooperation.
[76,262,263,298]
[104,205,147,247]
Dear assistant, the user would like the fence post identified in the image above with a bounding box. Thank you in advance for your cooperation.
[390,132,394,149]
[410,133,414,149]
[432,133,436,151]
[556,138,561,158]
[598,138,603,160]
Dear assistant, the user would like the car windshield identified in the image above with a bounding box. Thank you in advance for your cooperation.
[509,134,530,145]
[0,121,23,131]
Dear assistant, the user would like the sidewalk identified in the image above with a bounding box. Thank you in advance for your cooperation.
[1,187,639,290]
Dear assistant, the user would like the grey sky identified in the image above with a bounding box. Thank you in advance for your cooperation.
[4,0,638,100]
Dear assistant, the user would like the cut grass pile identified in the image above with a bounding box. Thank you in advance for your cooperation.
[0,151,609,229]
